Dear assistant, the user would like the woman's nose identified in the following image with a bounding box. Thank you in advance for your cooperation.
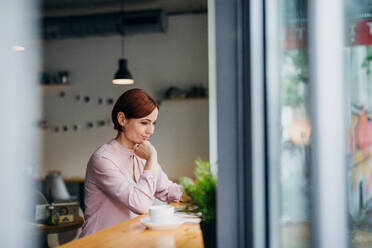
[146,125,154,135]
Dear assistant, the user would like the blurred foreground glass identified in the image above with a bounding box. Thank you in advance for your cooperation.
[0,0,41,247]
[266,0,312,247]
[344,1,372,247]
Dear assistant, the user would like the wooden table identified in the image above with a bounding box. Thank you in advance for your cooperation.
[59,213,203,248]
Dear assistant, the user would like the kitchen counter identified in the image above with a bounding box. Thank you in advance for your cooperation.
[59,212,204,248]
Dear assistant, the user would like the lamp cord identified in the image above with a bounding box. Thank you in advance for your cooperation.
[121,0,125,59]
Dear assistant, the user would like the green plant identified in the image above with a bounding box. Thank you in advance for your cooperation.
[282,50,309,108]
[179,160,216,222]
[362,46,372,76]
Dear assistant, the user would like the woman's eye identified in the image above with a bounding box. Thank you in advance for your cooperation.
[141,122,148,125]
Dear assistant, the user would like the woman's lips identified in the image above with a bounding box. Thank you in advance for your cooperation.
[142,136,149,140]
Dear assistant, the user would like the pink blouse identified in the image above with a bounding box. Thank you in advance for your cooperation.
[79,139,183,238]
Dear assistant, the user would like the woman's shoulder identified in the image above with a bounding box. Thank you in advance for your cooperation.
[88,140,131,168]
[90,141,115,158]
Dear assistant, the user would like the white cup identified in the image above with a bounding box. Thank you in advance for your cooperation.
[149,205,174,224]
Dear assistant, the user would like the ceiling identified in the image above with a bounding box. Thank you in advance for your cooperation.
[42,0,207,15]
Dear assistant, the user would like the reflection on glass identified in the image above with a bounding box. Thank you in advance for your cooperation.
[345,1,372,247]
[268,0,312,247]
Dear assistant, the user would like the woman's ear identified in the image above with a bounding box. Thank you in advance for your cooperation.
[117,112,126,128]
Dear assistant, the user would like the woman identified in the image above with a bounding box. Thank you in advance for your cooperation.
[79,88,183,237]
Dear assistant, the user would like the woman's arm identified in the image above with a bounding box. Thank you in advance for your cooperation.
[134,141,157,171]
[133,141,183,202]
[153,164,183,203]
[90,155,156,214]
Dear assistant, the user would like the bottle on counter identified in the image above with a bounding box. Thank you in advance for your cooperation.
[45,204,59,226]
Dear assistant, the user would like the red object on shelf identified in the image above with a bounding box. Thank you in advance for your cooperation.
[281,19,372,49]
[282,26,307,50]
[349,19,372,46]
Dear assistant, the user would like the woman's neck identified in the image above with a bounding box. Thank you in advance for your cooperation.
[115,132,135,149]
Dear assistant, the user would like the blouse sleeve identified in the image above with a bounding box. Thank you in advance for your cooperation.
[154,163,183,203]
[90,155,156,214]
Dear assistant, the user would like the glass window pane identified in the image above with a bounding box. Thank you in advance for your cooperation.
[266,0,312,247]
[345,1,372,247]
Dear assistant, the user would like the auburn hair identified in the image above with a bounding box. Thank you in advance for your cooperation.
[111,88,159,132]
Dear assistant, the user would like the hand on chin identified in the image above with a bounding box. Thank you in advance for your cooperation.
[135,140,145,146]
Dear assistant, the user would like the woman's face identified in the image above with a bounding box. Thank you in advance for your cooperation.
[121,108,158,145]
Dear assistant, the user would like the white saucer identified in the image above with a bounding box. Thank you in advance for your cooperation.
[174,213,201,224]
[140,217,184,230]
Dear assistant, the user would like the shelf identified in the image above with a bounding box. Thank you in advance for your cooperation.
[161,97,208,102]
[41,83,71,87]
[40,83,72,91]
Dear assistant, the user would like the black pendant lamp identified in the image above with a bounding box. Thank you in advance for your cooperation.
[112,0,134,85]
[113,58,133,85]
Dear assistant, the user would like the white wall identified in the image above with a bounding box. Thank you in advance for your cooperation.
[152,99,209,178]
[41,13,209,179]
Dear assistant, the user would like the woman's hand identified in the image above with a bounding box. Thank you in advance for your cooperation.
[134,141,157,161]
[134,141,158,171]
